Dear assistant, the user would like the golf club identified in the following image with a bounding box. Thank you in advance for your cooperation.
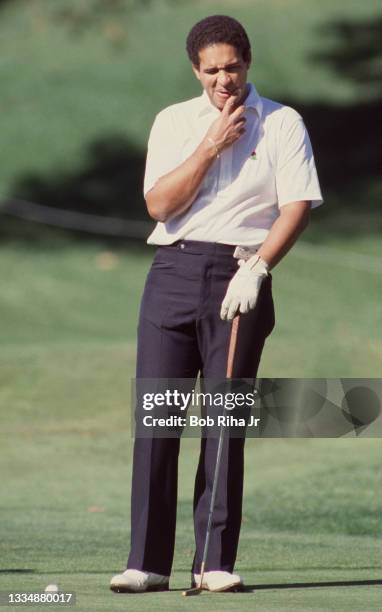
[182,313,240,597]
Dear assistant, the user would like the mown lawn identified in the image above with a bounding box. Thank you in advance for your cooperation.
[1,240,381,610]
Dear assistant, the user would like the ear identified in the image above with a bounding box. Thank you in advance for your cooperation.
[192,64,201,81]
[246,50,252,69]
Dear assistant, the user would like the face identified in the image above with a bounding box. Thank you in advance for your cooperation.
[192,43,251,111]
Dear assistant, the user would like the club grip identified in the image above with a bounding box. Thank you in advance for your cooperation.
[226,315,240,378]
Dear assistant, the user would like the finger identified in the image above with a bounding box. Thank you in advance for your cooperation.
[230,104,246,120]
[239,299,249,314]
[248,294,259,310]
[232,116,246,126]
[227,298,240,321]
[231,105,246,121]
[233,128,246,139]
[220,297,230,320]
[222,95,238,116]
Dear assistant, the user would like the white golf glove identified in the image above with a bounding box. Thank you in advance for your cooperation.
[220,255,269,321]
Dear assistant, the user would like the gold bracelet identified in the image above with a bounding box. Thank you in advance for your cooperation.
[207,137,220,159]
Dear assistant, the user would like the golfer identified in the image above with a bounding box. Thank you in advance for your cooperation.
[111,14,323,593]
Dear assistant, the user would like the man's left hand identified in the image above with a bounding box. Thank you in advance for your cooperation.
[220,255,269,321]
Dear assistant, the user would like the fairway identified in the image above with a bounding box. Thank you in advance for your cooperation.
[1,242,382,611]
[2,419,382,611]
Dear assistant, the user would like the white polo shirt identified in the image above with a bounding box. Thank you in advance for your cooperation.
[144,83,323,246]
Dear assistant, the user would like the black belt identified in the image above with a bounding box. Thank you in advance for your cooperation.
[161,239,237,256]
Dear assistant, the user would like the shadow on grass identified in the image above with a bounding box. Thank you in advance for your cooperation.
[0,569,36,574]
[10,135,147,222]
[0,135,154,248]
[110,579,382,593]
[0,569,119,575]
[245,578,382,591]
[1,570,381,591]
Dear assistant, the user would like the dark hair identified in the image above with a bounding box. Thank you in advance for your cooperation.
[186,15,251,67]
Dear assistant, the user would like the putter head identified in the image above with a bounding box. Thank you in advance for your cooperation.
[182,586,202,596]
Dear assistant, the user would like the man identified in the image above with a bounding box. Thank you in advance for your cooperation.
[111,14,322,593]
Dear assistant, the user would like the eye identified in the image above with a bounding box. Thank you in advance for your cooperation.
[226,65,241,73]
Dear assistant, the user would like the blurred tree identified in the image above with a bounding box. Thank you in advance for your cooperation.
[12,135,147,221]
[51,0,151,47]
[312,16,382,99]
[296,14,382,236]
[37,0,192,49]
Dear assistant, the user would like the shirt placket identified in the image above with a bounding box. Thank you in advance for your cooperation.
[217,145,233,193]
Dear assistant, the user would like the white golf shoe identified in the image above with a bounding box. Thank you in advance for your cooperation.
[192,570,243,592]
[110,569,169,593]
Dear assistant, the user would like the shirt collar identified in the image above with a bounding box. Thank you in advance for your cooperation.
[197,83,263,119]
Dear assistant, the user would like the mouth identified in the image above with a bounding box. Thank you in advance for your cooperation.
[215,88,240,99]
[216,90,232,98]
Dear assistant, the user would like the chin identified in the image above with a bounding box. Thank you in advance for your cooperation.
[212,97,224,110]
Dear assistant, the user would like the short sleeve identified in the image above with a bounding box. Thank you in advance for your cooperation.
[276,110,323,209]
[143,107,182,196]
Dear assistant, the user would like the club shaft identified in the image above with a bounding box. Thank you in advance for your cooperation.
[198,315,240,588]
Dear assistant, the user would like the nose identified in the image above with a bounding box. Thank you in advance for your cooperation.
[217,70,231,87]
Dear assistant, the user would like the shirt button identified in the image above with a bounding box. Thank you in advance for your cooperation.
[180,243,185,249]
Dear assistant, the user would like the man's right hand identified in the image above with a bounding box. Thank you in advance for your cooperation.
[145,94,246,223]
[204,93,247,156]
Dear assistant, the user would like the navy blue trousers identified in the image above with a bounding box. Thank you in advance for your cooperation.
[127,240,275,575]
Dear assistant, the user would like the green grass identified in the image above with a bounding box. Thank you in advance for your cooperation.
[1,239,382,610]
[1,237,381,374]
[1,431,382,611]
